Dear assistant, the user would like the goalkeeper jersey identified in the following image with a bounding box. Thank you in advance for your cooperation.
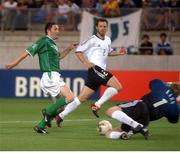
[141,79,179,122]
[26,36,60,72]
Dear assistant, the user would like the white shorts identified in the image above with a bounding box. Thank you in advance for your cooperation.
[40,71,66,97]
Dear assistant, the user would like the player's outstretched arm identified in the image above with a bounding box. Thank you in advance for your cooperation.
[60,42,79,59]
[108,47,127,56]
[5,51,29,70]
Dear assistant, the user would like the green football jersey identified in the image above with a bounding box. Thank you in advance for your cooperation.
[26,36,60,72]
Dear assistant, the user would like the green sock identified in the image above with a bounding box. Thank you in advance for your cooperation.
[37,119,46,129]
[36,97,66,129]
[46,96,66,117]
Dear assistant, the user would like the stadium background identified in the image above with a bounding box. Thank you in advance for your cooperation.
[0,0,180,151]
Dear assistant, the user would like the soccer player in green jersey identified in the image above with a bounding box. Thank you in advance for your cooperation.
[5,22,79,134]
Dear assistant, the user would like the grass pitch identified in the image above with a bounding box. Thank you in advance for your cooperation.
[0,98,180,151]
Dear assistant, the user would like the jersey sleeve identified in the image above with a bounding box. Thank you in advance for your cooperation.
[26,43,39,57]
[76,37,93,53]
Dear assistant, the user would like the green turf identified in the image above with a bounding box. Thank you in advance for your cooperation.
[0,98,180,151]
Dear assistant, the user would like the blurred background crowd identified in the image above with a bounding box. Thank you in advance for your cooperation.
[0,0,180,55]
[0,0,180,31]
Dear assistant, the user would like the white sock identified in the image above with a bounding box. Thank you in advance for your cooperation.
[111,110,139,128]
[59,97,81,119]
[108,131,125,139]
[95,87,118,108]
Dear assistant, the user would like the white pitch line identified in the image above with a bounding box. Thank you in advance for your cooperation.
[0,118,101,124]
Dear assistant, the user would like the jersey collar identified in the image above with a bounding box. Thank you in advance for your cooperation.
[95,34,105,40]
[46,35,56,43]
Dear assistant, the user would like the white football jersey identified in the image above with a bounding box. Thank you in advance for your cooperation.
[76,35,113,70]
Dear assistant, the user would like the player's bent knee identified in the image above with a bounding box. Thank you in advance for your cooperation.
[116,86,122,92]
[111,84,122,92]
[106,109,111,117]
[106,106,121,117]
[107,77,122,92]
[77,96,87,103]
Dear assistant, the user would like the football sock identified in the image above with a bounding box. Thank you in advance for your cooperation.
[36,97,66,129]
[111,110,139,128]
[108,131,125,139]
[59,97,81,119]
[46,96,66,117]
[37,119,46,129]
[95,87,118,108]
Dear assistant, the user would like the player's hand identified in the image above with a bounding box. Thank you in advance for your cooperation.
[119,47,127,55]
[69,42,79,51]
[5,62,17,70]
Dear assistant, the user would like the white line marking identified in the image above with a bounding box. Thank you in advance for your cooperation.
[0,118,100,124]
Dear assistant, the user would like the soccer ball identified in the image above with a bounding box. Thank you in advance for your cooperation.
[97,120,112,135]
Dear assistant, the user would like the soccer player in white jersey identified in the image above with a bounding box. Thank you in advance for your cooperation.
[56,18,144,132]
[5,22,79,134]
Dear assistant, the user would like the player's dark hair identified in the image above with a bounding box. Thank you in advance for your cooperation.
[96,18,108,26]
[45,22,56,35]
